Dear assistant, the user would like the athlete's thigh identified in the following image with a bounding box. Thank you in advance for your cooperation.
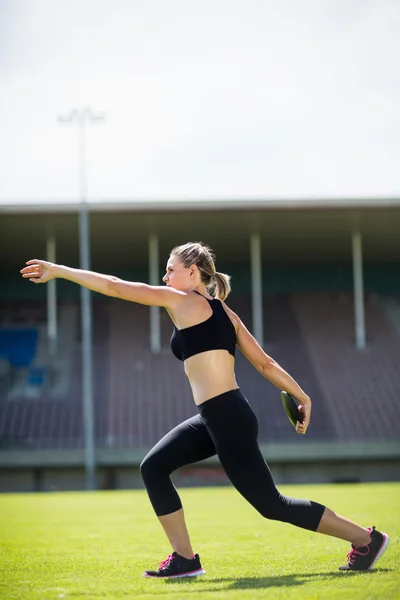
[215,433,278,506]
[143,414,216,473]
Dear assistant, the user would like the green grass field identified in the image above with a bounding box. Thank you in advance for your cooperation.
[0,483,398,600]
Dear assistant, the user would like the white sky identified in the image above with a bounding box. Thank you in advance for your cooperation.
[1,0,400,203]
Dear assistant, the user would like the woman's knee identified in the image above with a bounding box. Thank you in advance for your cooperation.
[140,453,155,482]
[256,494,324,530]
[255,493,290,521]
[258,504,284,521]
[140,451,166,484]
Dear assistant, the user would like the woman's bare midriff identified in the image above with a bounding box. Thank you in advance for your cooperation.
[184,350,239,405]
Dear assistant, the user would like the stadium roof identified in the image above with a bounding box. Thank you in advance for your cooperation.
[1,197,400,214]
[2,200,400,269]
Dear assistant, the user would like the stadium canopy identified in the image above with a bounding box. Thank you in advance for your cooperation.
[2,197,400,270]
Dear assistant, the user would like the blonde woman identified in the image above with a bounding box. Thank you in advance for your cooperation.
[21,242,389,578]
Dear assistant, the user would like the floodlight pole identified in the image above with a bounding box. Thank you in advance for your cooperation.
[58,108,105,491]
[352,231,366,349]
[46,235,57,355]
[250,233,264,348]
[149,234,161,353]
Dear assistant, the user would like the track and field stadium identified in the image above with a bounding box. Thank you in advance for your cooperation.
[1,197,399,598]
[0,197,399,491]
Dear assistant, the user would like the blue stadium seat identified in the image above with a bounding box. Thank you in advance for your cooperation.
[27,366,46,386]
[0,328,39,368]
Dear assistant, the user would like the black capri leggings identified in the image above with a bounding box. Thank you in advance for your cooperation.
[140,389,325,532]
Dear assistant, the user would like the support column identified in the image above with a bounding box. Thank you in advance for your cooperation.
[352,231,366,349]
[250,233,264,347]
[78,119,96,491]
[149,234,161,353]
[58,107,103,491]
[46,236,57,355]
[79,204,96,490]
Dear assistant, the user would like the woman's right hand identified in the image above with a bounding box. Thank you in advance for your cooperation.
[296,397,312,435]
[20,259,57,284]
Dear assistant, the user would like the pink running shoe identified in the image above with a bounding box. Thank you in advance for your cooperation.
[143,551,206,578]
[339,526,389,571]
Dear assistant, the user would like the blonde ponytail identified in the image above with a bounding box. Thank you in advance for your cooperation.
[212,271,231,301]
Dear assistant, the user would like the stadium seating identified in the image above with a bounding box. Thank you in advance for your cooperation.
[1,294,400,451]
[291,292,400,441]
[0,328,38,367]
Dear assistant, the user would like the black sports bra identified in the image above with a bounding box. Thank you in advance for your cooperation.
[170,291,237,361]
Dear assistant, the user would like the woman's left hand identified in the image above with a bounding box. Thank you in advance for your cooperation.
[295,398,312,435]
[20,259,57,284]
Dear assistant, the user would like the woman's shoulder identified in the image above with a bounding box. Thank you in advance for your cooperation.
[219,301,240,333]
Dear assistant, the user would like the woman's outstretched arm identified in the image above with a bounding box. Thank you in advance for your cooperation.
[20,260,184,308]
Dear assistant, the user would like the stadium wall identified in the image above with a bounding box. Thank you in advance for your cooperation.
[1,442,399,492]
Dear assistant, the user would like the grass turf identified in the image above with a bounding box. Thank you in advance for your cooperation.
[0,482,398,600]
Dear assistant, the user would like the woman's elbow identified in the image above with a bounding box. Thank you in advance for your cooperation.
[106,277,122,297]
[261,356,276,373]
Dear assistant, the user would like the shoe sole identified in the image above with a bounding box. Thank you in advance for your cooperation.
[144,568,206,579]
[368,533,389,570]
